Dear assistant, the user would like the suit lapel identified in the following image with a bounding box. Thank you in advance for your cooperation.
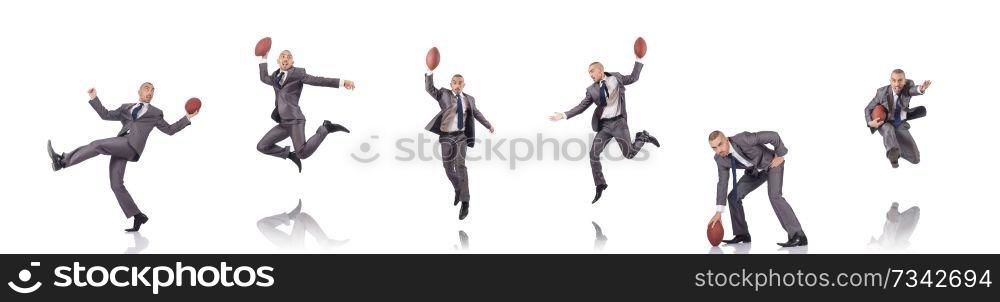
[589,84,606,119]
[273,68,298,88]
[271,69,282,88]
[732,142,749,168]
[886,88,895,114]
[123,103,135,121]
[462,93,474,112]
[145,106,160,121]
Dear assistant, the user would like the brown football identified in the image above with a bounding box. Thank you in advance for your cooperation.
[426,47,440,71]
[634,37,647,59]
[708,221,724,247]
[255,37,272,57]
[185,97,202,114]
[872,104,887,122]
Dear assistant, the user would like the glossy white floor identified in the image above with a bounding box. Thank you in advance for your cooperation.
[3,132,991,254]
[1,0,997,254]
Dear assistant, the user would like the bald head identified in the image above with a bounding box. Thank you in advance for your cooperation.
[138,82,154,103]
[708,130,730,157]
[278,50,294,71]
[588,62,605,82]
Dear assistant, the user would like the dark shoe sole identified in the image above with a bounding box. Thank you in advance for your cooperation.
[47,140,63,171]
[592,184,608,204]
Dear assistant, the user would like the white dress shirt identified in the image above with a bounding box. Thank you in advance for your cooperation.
[558,60,642,120]
[129,102,149,119]
[891,91,907,121]
[445,91,471,132]
[599,75,621,119]
[730,146,753,168]
[426,71,471,133]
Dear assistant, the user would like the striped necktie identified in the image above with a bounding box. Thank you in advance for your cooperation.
[730,156,738,199]
[131,103,144,120]
[456,94,465,130]
[597,80,608,106]
[275,71,285,87]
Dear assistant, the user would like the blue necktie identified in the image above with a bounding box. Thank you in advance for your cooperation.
[597,80,608,106]
[892,94,902,127]
[131,103,144,120]
[456,94,465,130]
[274,72,285,87]
[730,156,738,199]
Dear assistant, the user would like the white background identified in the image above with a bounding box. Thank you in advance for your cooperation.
[0,0,996,254]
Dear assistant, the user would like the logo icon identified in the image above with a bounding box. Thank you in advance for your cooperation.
[8,261,41,294]
[350,135,381,163]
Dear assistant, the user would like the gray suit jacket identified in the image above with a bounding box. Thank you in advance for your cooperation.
[424,73,492,147]
[89,97,190,161]
[713,131,788,206]
[259,63,341,123]
[864,79,924,134]
[563,62,643,132]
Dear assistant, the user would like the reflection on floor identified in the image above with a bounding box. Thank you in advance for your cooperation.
[869,202,920,250]
[593,222,607,251]
[454,230,469,250]
[257,200,349,250]
[709,243,752,254]
[777,246,808,254]
[124,232,149,254]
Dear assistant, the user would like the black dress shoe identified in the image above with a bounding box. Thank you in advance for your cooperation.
[722,234,752,244]
[453,190,460,206]
[906,106,927,121]
[777,232,808,247]
[592,184,608,204]
[887,147,900,168]
[459,201,469,220]
[323,120,350,133]
[288,152,303,173]
[47,140,65,171]
[638,130,660,147]
[125,213,149,233]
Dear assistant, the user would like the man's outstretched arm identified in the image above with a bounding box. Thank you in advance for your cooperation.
[155,111,196,136]
[302,70,356,90]
[549,93,595,121]
[86,88,126,121]
[259,60,275,86]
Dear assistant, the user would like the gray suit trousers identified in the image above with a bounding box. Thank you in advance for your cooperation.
[257,121,332,160]
[63,137,141,218]
[878,122,920,164]
[589,118,645,186]
[726,163,803,237]
[439,133,470,202]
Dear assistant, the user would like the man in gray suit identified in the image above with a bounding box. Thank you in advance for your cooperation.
[424,71,494,220]
[257,50,355,172]
[864,69,931,168]
[46,83,197,232]
[707,130,807,247]
[548,59,659,204]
